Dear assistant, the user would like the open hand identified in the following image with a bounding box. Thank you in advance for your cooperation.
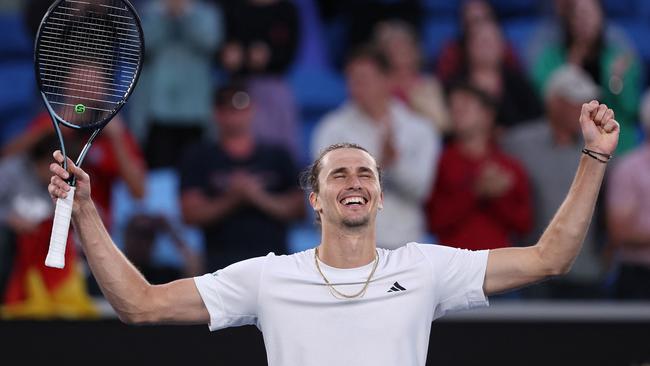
[579,100,620,155]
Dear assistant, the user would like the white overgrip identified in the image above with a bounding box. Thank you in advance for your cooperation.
[45,187,75,269]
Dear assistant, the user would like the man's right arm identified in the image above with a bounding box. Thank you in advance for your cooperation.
[49,151,209,325]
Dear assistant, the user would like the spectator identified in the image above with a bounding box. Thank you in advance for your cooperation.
[0,134,97,319]
[373,20,451,134]
[531,0,642,155]
[605,89,650,299]
[1,114,146,229]
[435,0,520,85]
[427,82,531,251]
[136,0,222,169]
[457,20,543,129]
[180,83,304,271]
[216,0,302,163]
[526,0,636,76]
[312,45,440,249]
[502,65,605,299]
[123,214,203,284]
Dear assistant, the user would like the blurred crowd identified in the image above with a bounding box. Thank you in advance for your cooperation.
[1,0,650,318]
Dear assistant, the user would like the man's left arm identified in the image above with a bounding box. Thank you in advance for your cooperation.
[483,101,619,296]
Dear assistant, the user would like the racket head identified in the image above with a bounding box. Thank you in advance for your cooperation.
[34,0,144,130]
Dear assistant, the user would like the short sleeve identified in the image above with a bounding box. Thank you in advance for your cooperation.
[414,243,489,320]
[193,255,268,331]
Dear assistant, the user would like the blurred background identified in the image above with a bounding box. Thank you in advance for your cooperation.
[0,0,649,364]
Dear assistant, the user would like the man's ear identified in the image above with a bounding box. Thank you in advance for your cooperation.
[309,192,320,212]
[378,191,384,210]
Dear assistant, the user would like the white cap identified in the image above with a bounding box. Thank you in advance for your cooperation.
[544,64,600,103]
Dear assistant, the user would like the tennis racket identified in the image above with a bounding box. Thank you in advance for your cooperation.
[35,0,144,268]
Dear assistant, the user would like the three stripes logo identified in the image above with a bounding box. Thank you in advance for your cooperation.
[387,282,406,293]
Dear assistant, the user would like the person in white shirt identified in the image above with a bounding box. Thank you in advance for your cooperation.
[48,100,619,366]
[312,45,441,249]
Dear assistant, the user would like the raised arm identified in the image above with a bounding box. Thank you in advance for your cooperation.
[483,101,619,296]
[48,151,209,325]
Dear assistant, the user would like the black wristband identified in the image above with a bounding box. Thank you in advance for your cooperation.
[582,148,610,163]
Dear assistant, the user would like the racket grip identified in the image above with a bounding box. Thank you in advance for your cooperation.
[45,187,76,269]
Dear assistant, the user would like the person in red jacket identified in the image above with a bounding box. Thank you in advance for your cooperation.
[427,82,531,251]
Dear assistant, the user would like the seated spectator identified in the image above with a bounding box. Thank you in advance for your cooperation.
[456,20,543,129]
[0,134,97,319]
[435,0,520,85]
[373,20,451,134]
[312,45,440,249]
[605,90,650,300]
[1,113,146,229]
[531,0,642,154]
[180,83,304,271]
[427,82,531,251]
[135,0,223,169]
[123,214,203,284]
[526,0,636,78]
[502,65,605,299]
[216,0,302,164]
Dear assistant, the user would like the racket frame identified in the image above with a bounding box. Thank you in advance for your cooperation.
[34,0,144,268]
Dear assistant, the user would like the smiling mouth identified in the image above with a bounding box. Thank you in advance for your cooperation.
[339,196,368,206]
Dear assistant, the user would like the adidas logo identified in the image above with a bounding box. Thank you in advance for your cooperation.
[387,282,406,292]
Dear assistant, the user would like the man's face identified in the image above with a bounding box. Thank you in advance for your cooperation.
[345,59,389,111]
[215,102,254,137]
[547,95,582,137]
[310,148,383,229]
[450,89,493,139]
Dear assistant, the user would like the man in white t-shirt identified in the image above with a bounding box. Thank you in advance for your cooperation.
[48,101,619,366]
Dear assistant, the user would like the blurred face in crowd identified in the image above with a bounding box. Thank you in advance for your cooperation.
[450,89,494,140]
[375,23,420,72]
[466,21,505,68]
[546,95,583,138]
[310,148,383,229]
[462,0,494,31]
[215,92,254,138]
[569,0,603,45]
[346,58,390,111]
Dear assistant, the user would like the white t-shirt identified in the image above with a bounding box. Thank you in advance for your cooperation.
[194,242,489,366]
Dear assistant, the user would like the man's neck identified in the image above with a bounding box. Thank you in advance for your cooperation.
[221,134,255,159]
[458,134,490,158]
[358,99,391,123]
[317,224,377,269]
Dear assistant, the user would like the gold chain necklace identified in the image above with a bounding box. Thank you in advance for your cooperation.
[314,247,379,300]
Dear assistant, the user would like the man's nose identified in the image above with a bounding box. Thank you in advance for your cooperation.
[347,175,362,189]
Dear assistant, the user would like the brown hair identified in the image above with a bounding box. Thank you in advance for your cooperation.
[299,143,382,224]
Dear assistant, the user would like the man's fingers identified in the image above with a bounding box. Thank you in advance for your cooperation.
[593,104,609,125]
[603,119,620,133]
[580,100,600,123]
[603,108,614,123]
[49,162,70,179]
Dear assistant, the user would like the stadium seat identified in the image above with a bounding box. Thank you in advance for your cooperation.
[0,62,35,114]
[421,17,458,64]
[502,17,542,67]
[0,13,31,60]
[288,65,347,117]
[111,169,204,269]
[420,0,459,18]
[490,0,539,18]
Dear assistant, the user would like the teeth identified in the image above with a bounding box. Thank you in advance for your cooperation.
[342,197,365,205]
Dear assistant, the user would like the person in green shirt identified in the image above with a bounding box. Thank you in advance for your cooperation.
[531,0,642,154]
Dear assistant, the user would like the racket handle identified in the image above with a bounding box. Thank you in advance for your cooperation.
[45,187,76,269]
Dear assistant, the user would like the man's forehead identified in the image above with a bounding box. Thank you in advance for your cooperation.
[320,148,378,172]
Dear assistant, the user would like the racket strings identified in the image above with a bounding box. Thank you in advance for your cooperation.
[36,0,143,128]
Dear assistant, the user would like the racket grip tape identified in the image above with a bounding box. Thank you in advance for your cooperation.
[45,187,76,269]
